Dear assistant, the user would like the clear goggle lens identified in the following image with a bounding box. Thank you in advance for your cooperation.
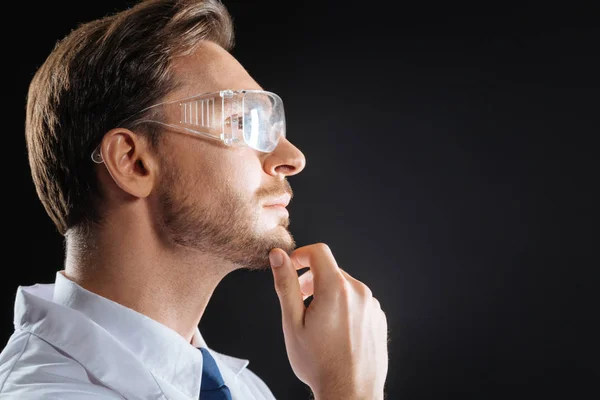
[220,90,286,152]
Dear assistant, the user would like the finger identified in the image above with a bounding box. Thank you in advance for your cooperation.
[298,269,314,300]
[269,248,305,329]
[290,243,345,296]
[338,267,360,285]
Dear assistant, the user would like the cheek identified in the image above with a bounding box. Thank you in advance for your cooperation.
[163,149,221,205]
[195,149,263,203]
[223,154,263,196]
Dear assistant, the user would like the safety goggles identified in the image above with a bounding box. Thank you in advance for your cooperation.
[92,89,285,163]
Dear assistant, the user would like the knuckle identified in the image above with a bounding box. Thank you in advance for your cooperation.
[372,297,381,309]
[356,282,373,299]
[314,242,332,254]
[378,306,387,321]
[339,267,356,282]
[381,311,388,329]
[336,275,351,296]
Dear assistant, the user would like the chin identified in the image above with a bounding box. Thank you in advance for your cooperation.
[242,231,296,272]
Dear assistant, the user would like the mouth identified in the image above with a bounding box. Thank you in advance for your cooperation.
[263,204,289,216]
[263,193,292,208]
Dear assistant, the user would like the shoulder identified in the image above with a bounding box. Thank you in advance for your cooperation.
[0,330,124,399]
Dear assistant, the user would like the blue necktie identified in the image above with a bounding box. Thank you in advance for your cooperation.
[198,347,233,400]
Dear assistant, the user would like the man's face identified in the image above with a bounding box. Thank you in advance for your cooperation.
[154,41,306,271]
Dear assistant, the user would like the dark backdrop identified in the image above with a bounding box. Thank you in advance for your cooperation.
[2,1,597,399]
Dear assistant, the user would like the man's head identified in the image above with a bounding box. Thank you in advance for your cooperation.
[25,0,306,271]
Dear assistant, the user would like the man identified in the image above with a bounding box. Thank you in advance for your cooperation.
[0,0,388,399]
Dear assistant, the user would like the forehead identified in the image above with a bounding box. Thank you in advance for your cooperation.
[169,41,262,100]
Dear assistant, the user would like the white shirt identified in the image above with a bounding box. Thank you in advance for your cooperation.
[0,271,277,399]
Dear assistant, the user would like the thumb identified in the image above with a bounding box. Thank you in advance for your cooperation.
[269,248,304,330]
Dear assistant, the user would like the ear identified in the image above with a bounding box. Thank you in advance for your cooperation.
[98,128,158,198]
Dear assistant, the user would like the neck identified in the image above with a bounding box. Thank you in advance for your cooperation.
[63,211,236,343]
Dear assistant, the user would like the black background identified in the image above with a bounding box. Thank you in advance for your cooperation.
[2,1,598,399]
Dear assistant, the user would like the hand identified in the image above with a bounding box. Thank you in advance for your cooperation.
[269,243,388,400]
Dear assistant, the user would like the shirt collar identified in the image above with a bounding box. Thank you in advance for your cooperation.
[14,271,249,398]
[189,326,250,376]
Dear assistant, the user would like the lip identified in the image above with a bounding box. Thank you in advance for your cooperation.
[264,204,289,216]
[263,193,292,208]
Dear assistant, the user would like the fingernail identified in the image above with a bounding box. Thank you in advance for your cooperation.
[269,251,283,267]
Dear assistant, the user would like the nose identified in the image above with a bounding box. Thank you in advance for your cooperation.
[262,136,306,177]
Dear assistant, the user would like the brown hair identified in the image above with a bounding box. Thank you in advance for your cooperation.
[25,0,235,235]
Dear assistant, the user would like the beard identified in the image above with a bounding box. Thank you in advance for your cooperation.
[157,165,296,271]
